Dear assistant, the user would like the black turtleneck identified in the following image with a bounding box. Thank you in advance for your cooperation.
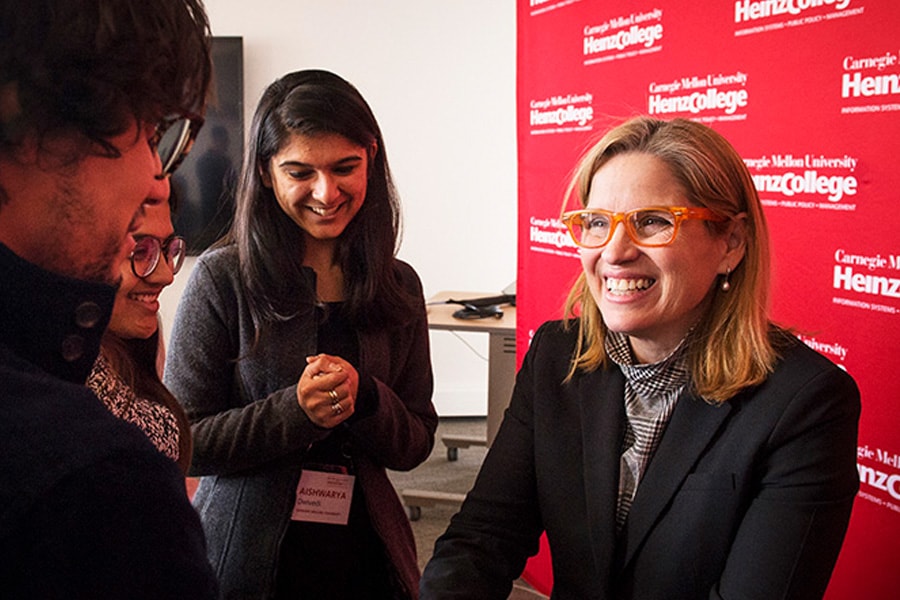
[0,242,116,384]
[0,241,219,597]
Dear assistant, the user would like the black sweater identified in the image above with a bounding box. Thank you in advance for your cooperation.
[0,243,217,599]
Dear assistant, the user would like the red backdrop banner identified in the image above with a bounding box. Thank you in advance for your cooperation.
[516,1,900,597]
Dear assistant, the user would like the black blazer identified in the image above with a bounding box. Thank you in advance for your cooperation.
[421,320,860,600]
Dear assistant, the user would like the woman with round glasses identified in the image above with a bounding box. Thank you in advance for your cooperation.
[87,197,191,474]
[164,70,436,599]
[421,117,860,599]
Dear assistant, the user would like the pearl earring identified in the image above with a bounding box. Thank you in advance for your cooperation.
[721,267,731,292]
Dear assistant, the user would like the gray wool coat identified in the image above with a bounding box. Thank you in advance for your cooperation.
[165,245,437,599]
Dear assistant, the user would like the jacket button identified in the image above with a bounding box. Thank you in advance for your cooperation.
[75,301,103,329]
[61,334,85,362]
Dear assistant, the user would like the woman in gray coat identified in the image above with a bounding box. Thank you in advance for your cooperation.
[165,70,437,599]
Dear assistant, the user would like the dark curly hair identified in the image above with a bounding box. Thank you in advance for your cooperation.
[0,0,211,161]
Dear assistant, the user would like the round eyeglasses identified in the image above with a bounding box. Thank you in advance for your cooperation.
[150,115,204,179]
[130,235,187,279]
[560,206,727,249]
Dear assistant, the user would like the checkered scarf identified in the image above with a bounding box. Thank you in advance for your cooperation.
[605,331,691,531]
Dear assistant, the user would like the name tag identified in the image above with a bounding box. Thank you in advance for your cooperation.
[291,468,355,525]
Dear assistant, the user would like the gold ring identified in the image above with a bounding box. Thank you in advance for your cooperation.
[328,389,339,402]
[331,401,343,415]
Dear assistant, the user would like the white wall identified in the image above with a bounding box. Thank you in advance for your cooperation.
[160,0,517,416]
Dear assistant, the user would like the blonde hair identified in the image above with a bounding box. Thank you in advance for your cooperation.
[563,116,785,403]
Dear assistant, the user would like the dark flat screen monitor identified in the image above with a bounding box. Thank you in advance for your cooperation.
[171,36,244,254]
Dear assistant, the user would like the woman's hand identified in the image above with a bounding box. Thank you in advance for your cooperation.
[297,353,359,428]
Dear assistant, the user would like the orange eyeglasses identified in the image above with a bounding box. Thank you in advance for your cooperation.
[560,206,726,249]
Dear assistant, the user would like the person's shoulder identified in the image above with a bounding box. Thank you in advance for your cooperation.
[533,318,574,342]
[195,243,238,271]
[773,332,855,384]
[0,396,217,597]
[525,319,577,358]
[0,365,176,522]
[741,331,860,408]
[187,244,241,296]
[0,359,155,453]
[390,259,425,294]
[391,258,420,282]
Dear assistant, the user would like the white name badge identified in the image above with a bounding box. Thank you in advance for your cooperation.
[291,469,355,525]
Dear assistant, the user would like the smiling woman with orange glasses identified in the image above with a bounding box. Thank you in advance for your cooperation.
[421,116,860,600]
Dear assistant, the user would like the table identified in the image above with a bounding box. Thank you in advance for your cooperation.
[400,291,517,519]
[424,291,516,453]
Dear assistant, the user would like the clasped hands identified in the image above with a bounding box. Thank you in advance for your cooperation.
[297,353,359,428]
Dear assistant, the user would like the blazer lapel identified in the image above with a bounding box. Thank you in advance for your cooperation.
[620,390,732,569]
[579,368,627,578]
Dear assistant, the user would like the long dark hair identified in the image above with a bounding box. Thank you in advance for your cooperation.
[222,69,417,340]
